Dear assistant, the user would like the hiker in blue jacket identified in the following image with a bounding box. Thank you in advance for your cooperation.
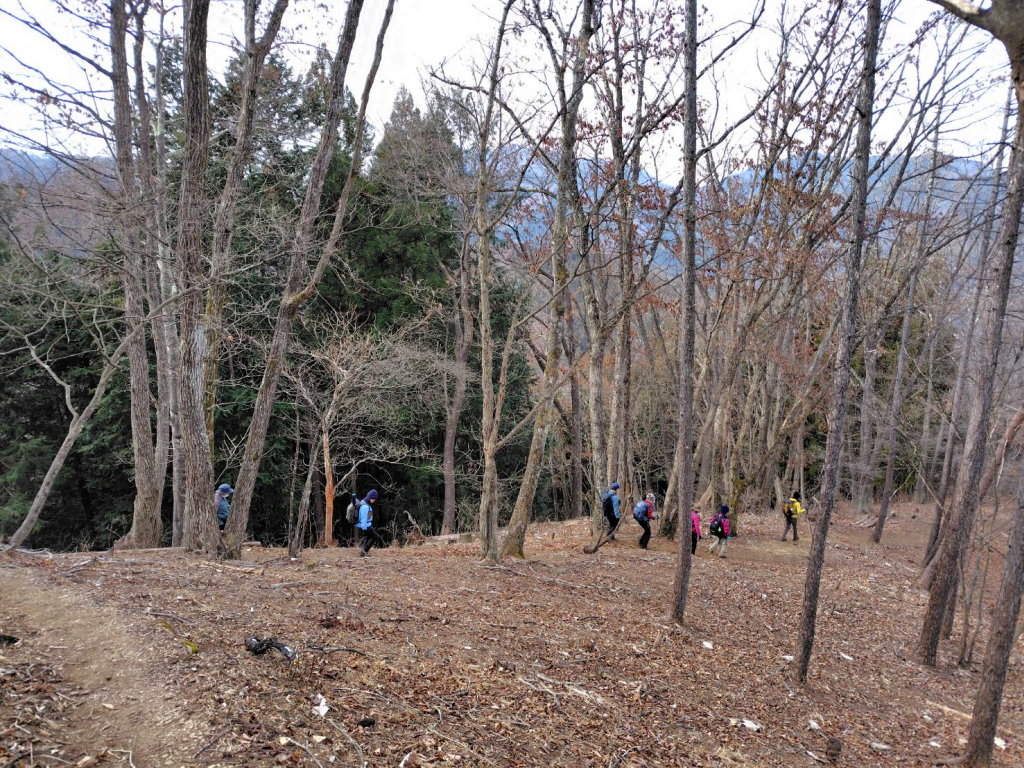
[357,489,383,556]
[215,483,233,530]
[601,482,621,538]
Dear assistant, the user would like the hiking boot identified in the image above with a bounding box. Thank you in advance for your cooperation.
[793,537,799,544]
[359,549,367,558]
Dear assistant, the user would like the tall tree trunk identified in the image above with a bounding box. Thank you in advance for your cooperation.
[110,0,162,549]
[500,0,596,560]
[200,0,290,457]
[474,1,516,564]
[669,0,698,623]
[917,73,1024,667]
[225,0,395,556]
[872,267,919,542]
[442,243,474,535]
[923,87,1011,566]
[177,0,219,555]
[792,0,880,683]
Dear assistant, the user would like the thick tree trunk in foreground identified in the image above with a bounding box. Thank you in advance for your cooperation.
[176,0,220,555]
[792,0,881,682]
[669,0,698,624]
[964,457,1024,765]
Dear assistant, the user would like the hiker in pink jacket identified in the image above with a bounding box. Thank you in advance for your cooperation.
[708,505,730,558]
[690,509,701,555]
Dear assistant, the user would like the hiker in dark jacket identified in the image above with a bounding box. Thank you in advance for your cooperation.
[357,489,383,556]
[708,505,731,558]
[215,484,233,530]
[633,493,658,550]
[601,482,621,538]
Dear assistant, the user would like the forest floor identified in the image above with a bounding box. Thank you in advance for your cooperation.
[2,501,1023,767]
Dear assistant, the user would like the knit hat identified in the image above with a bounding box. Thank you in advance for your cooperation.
[366,489,378,501]
[720,504,729,514]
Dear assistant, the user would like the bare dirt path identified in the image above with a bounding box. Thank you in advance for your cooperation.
[1,563,206,765]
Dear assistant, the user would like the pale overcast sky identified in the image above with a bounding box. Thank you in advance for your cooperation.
[0,0,1011,170]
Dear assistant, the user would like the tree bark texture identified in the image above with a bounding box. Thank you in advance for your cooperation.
[793,0,881,683]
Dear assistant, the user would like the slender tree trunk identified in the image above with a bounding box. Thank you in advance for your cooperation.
[917,83,1024,667]
[288,442,319,558]
[442,244,474,535]
[924,89,1010,565]
[500,0,596,560]
[669,0,698,623]
[225,0,395,556]
[874,267,921,542]
[200,0,290,457]
[792,0,880,683]
[474,2,516,564]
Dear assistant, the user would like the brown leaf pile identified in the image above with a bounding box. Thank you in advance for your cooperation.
[2,503,1022,766]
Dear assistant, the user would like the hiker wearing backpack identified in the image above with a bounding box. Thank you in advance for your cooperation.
[356,489,383,556]
[781,491,805,543]
[708,505,730,558]
[601,482,621,538]
[690,509,701,555]
[632,492,658,550]
[214,483,233,531]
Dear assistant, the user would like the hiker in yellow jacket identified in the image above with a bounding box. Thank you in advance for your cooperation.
[781,491,804,543]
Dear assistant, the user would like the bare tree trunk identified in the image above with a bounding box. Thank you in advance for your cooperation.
[964,454,1024,766]
[288,442,319,559]
[109,0,162,549]
[566,311,584,519]
[923,88,1010,565]
[917,71,1024,667]
[669,0,698,624]
[225,0,395,556]
[177,0,219,555]
[500,0,596,560]
[442,243,474,535]
[200,0,290,457]
[792,0,880,683]
[474,1,516,564]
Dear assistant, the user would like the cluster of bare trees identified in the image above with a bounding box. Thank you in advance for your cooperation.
[1,0,1024,762]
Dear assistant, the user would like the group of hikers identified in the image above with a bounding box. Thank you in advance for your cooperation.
[212,477,805,557]
[600,481,807,556]
[212,484,384,556]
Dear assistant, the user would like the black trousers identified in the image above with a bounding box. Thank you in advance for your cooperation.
[783,515,798,540]
[604,507,619,532]
[359,527,384,553]
[691,532,698,555]
[637,517,652,549]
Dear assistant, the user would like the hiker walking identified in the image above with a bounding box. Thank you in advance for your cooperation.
[215,483,234,531]
[601,482,622,538]
[708,505,730,558]
[690,508,702,555]
[356,489,383,556]
[632,492,658,550]
[781,491,804,543]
